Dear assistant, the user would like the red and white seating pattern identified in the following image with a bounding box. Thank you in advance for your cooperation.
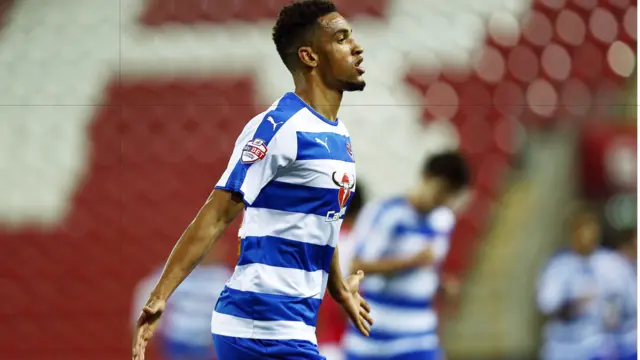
[0,0,634,358]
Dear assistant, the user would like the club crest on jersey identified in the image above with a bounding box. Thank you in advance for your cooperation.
[346,141,354,160]
[326,172,355,222]
[241,138,267,164]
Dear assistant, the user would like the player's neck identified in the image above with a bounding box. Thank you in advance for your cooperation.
[294,83,343,122]
[406,192,431,214]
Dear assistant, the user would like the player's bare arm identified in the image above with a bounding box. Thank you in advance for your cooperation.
[132,189,244,360]
[327,245,373,337]
[351,247,435,276]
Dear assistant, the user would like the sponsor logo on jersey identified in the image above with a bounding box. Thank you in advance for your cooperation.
[326,172,355,222]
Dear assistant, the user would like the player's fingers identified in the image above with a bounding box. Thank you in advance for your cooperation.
[132,340,141,360]
[359,296,371,313]
[360,308,374,325]
[136,334,146,353]
[355,270,365,281]
[132,327,143,357]
[357,318,370,337]
[138,339,147,360]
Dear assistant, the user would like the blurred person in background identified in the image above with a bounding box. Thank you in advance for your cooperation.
[318,183,368,360]
[132,244,232,360]
[609,228,637,360]
[342,151,470,360]
[536,208,632,360]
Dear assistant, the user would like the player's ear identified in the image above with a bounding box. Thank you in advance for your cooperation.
[298,46,318,68]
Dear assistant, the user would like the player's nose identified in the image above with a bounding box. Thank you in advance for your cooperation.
[353,41,364,56]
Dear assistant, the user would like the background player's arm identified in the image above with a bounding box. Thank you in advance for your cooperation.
[352,248,434,276]
[351,206,454,276]
[349,203,429,276]
[537,257,587,321]
[147,190,244,301]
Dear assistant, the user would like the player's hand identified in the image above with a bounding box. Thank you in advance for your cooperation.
[412,247,435,267]
[339,270,373,337]
[132,298,166,360]
[441,274,461,298]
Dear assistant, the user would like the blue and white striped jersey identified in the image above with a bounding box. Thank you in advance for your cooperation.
[343,198,455,358]
[608,252,637,359]
[210,92,357,344]
[537,248,634,360]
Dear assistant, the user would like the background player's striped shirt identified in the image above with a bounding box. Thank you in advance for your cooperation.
[132,264,230,357]
[537,248,634,360]
[211,92,357,344]
[343,198,455,358]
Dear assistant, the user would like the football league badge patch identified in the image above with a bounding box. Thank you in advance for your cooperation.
[241,138,267,164]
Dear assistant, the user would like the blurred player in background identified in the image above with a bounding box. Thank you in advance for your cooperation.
[132,1,373,359]
[609,228,637,360]
[343,152,470,360]
[317,183,368,360]
[536,208,633,360]
[132,246,231,360]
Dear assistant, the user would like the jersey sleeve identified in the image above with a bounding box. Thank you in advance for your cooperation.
[427,207,456,263]
[215,114,296,205]
[537,255,570,315]
[352,202,405,261]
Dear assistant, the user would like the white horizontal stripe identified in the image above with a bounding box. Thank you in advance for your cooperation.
[368,300,437,334]
[240,207,341,247]
[211,311,317,344]
[383,268,440,301]
[294,108,351,135]
[278,160,356,189]
[343,332,439,356]
[226,263,328,299]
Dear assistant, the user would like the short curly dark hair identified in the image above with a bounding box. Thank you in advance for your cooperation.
[272,0,338,71]
[422,151,470,191]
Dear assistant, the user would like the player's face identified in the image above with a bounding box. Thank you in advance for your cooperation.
[419,176,462,210]
[315,13,365,92]
[572,217,600,255]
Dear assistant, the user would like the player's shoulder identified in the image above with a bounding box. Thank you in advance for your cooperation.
[364,197,413,222]
[369,196,408,211]
[251,95,300,127]
[336,120,351,136]
[593,248,627,267]
[427,206,456,234]
[238,94,303,146]
[543,248,579,272]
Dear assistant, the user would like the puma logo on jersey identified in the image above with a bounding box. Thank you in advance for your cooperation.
[315,137,330,152]
[266,116,283,131]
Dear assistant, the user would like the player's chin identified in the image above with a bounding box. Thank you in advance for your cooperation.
[343,78,366,92]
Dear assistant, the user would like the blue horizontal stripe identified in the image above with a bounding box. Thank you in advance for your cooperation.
[214,287,321,326]
[346,347,439,360]
[349,325,437,340]
[296,132,354,163]
[364,291,432,309]
[252,181,341,216]
[392,223,436,239]
[238,236,335,273]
